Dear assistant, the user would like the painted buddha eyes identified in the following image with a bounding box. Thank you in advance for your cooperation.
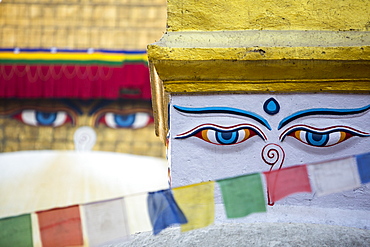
[97,112,153,129]
[13,110,72,127]
[8,106,154,129]
[280,125,370,147]
[175,124,266,145]
[177,124,369,147]
[174,102,370,148]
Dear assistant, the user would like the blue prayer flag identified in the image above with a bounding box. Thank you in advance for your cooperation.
[356,152,370,184]
[147,189,187,235]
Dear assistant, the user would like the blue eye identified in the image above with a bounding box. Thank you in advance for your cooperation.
[292,130,344,147]
[99,112,153,129]
[280,125,370,147]
[13,109,72,127]
[36,112,57,125]
[305,132,329,146]
[216,131,239,144]
[175,124,267,145]
[114,114,135,127]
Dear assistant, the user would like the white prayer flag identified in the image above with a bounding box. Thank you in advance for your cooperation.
[124,193,153,234]
[308,157,361,196]
[83,198,130,247]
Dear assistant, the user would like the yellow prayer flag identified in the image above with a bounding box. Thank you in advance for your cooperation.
[173,181,215,232]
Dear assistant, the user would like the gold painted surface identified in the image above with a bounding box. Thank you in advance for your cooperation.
[152,60,370,84]
[148,31,370,91]
[0,0,167,49]
[167,0,370,32]
[149,45,370,61]
[163,80,370,93]
[149,45,370,92]
[0,99,165,157]
[149,63,169,143]
[148,0,370,140]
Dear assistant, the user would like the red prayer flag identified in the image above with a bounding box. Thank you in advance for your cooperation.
[264,165,312,205]
[37,205,84,247]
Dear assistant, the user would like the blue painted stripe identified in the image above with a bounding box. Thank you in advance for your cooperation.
[278,104,370,130]
[173,105,271,130]
[0,48,14,52]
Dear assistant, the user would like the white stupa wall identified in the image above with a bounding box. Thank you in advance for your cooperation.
[169,93,370,228]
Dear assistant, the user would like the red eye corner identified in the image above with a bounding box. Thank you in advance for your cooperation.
[12,112,23,122]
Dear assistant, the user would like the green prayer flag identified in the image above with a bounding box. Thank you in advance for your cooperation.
[0,214,33,247]
[218,173,266,218]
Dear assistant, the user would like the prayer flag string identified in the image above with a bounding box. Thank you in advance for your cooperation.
[0,152,369,245]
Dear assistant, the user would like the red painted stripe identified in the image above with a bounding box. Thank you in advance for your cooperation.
[0,64,151,99]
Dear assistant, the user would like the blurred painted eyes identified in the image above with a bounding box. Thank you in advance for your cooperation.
[175,124,266,145]
[13,110,72,127]
[98,112,153,129]
[280,125,370,147]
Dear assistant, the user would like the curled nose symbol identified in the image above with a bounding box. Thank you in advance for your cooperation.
[73,126,97,151]
[261,143,285,170]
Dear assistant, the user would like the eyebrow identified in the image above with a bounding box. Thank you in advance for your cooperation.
[173,105,271,130]
[60,99,84,115]
[88,100,114,115]
[278,104,370,130]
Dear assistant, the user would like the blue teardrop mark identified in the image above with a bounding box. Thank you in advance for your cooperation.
[263,98,280,115]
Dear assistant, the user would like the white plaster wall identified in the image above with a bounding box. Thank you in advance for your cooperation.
[169,93,370,228]
[0,150,169,219]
